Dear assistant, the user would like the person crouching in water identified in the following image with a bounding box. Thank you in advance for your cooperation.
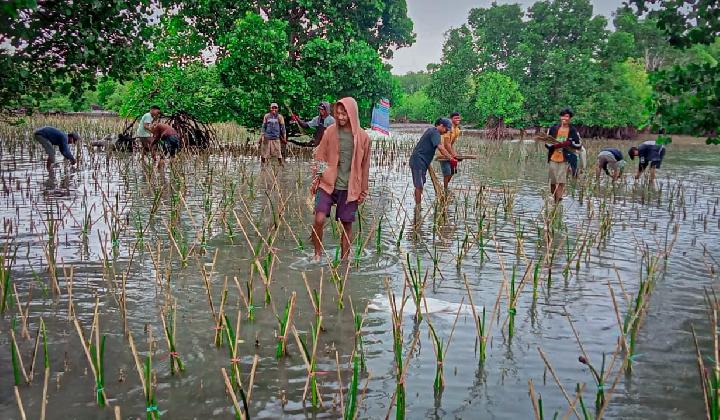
[150,122,181,163]
[409,118,454,205]
[596,148,625,181]
[544,108,582,203]
[291,102,335,147]
[310,97,371,261]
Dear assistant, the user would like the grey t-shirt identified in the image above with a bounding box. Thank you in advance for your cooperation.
[335,128,354,190]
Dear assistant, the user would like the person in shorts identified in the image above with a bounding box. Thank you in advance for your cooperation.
[438,112,461,190]
[33,126,79,172]
[260,103,287,165]
[629,140,666,183]
[150,123,181,161]
[409,118,454,205]
[310,97,371,260]
[544,108,582,203]
[596,148,625,181]
[136,105,161,155]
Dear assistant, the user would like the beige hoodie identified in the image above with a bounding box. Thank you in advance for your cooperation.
[313,97,371,203]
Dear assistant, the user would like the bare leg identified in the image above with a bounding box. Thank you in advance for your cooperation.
[340,221,353,260]
[414,187,423,205]
[554,183,565,203]
[311,211,327,259]
[443,175,452,190]
[45,157,53,172]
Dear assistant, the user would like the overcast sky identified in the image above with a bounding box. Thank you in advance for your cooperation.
[389,0,626,75]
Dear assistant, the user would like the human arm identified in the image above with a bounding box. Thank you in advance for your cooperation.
[280,115,287,143]
[441,132,457,157]
[58,138,76,164]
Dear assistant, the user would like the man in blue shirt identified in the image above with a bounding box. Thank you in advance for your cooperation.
[629,140,666,183]
[409,118,454,205]
[34,126,80,172]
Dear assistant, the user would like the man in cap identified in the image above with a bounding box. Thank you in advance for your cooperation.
[291,102,335,147]
[409,118,455,205]
[259,102,287,165]
[33,126,80,172]
[136,105,161,156]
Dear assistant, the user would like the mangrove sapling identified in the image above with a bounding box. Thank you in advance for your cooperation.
[578,354,606,415]
[293,322,323,408]
[344,349,361,420]
[404,253,426,322]
[537,347,582,419]
[349,299,368,371]
[10,329,29,385]
[221,367,247,420]
[161,304,185,375]
[424,296,463,394]
[222,310,250,415]
[72,310,109,407]
[463,274,489,362]
[215,277,230,347]
[508,266,518,338]
[275,292,297,358]
[40,319,50,420]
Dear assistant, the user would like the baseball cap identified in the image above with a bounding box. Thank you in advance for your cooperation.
[270,102,279,108]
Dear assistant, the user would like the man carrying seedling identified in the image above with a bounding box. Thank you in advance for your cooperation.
[438,112,461,190]
[544,108,582,203]
[290,101,335,147]
[150,122,181,161]
[628,139,666,183]
[33,126,80,172]
[137,105,161,155]
[409,118,454,205]
[596,148,626,181]
[310,97,371,261]
[260,102,287,165]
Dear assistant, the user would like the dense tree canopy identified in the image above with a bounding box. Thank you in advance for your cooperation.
[392,0,714,140]
[1,0,414,126]
[627,0,720,144]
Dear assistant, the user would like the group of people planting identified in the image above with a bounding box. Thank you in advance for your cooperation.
[33,100,668,261]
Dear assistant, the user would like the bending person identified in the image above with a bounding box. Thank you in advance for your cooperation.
[409,118,454,205]
[34,126,79,172]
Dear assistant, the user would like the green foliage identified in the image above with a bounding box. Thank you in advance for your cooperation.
[392,91,436,122]
[575,59,652,129]
[1,1,156,110]
[393,71,431,95]
[628,0,720,143]
[217,12,307,127]
[122,64,232,123]
[426,26,477,118]
[300,38,393,124]
[473,72,524,126]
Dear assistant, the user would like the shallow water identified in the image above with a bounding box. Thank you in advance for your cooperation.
[0,130,719,419]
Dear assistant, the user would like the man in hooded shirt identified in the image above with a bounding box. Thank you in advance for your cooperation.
[310,97,371,261]
[290,102,336,147]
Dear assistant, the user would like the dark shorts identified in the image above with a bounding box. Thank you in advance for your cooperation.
[410,164,428,189]
[159,135,180,157]
[315,189,358,222]
[640,160,662,171]
[440,160,456,177]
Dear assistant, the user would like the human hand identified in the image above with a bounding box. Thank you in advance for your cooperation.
[310,177,319,195]
[450,158,458,170]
